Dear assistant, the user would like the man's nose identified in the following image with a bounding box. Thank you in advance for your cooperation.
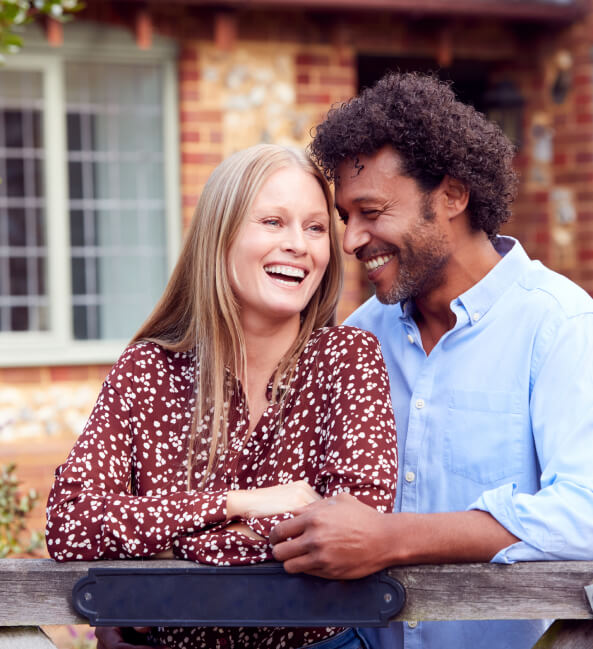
[342,215,370,256]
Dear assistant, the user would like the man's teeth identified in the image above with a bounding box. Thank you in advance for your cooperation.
[264,265,306,279]
[365,254,395,271]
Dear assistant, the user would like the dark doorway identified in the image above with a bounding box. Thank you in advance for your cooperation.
[357,55,496,112]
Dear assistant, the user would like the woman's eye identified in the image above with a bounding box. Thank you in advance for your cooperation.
[263,218,280,227]
[308,223,327,233]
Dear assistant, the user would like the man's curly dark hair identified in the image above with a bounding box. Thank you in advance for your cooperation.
[310,72,518,240]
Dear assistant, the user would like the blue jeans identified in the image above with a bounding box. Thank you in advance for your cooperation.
[300,628,371,649]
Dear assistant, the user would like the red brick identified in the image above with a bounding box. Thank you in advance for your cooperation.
[210,131,223,143]
[532,192,549,204]
[576,152,593,163]
[319,74,352,86]
[180,88,200,102]
[179,69,200,83]
[49,366,90,382]
[554,153,568,166]
[578,211,593,221]
[297,92,331,105]
[297,73,310,84]
[0,367,43,384]
[180,110,202,123]
[183,194,198,207]
[574,73,592,86]
[295,53,330,66]
[556,172,593,183]
[554,115,568,127]
[193,110,222,123]
[576,113,593,124]
[577,192,593,202]
[535,230,550,245]
[179,45,199,62]
[574,93,593,106]
[182,152,223,165]
[181,131,200,143]
[578,249,593,261]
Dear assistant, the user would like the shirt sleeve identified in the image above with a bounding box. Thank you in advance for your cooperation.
[316,328,398,510]
[470,312,593,562]
[249,329,398,543]
[45,378,227,561]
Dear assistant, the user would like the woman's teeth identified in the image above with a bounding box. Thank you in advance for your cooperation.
[264,264,306,285]
[365,254,395,271]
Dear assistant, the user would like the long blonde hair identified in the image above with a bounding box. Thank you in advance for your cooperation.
[132,144,342,488]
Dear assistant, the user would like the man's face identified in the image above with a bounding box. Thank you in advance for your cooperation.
[335,146,450,304]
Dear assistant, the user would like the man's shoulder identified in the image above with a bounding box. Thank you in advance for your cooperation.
[518,260,593,320]
[344,296,404,334]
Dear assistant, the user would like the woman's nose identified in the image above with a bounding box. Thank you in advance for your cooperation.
[281,226,307,255]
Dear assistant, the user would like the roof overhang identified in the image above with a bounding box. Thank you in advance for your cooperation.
[115,0,587,22]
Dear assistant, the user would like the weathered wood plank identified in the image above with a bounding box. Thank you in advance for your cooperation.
[0,626,58,649]
[0,559,592,626]
[531,620,593,649]
[388,562,593,622]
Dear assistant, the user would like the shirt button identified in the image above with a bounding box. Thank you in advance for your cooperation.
[407,334,414,343]
[415,398,425,409]
[408,621,418,629]
[472,312,480,322]
[405,471,416,483]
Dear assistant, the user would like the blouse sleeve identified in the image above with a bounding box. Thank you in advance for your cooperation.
[247,328,398,540]
[45,359,227,562]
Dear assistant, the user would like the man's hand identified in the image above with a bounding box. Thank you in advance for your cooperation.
[95,626,169,649]
[269,493,387,579]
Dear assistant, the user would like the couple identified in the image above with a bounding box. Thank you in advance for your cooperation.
[47,72,593,649]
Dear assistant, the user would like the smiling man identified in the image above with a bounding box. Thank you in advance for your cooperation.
[270,72,593,649]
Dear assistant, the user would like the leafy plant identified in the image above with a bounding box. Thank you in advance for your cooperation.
[0,0,85,58]
[0,462,43,557]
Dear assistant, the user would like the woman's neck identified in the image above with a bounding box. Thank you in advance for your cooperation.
[240,313,300,435]
[241,313,300,385]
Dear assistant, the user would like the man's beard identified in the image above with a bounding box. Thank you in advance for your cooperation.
[377,199,450,305]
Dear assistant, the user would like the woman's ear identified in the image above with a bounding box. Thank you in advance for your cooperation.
[439,175,469,220]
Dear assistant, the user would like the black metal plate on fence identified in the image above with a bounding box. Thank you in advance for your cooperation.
[72,562,405,627]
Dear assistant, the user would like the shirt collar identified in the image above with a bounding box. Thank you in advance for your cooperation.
[455,235,531,325]
[399,235,531,326]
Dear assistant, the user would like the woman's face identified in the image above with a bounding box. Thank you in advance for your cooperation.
[228,165,331,329]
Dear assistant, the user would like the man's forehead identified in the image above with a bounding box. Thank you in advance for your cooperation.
[335,146,402,188]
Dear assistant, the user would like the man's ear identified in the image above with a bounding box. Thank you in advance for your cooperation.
[438,175,469,220]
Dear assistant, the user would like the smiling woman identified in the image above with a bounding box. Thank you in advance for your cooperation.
[45,144,398,649]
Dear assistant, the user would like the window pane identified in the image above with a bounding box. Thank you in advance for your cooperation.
[0,68,48,333]
[66,62,168,341]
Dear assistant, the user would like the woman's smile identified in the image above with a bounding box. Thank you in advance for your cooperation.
[228,165,330,327]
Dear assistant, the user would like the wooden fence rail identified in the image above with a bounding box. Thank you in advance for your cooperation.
[1,559,593,648]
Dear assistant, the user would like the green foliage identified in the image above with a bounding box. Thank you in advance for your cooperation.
[0,462,43,557]
[0,0,85,58]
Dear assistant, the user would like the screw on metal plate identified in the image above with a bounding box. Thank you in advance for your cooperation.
[585,584,593,613]
[384,593,392,603]
[84,591,92,601]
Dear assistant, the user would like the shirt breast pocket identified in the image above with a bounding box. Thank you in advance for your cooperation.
[443,389,524,485]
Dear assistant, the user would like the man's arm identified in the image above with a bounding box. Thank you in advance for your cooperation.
[270,493,518,579]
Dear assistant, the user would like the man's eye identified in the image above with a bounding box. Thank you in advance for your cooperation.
[361,209,379,217]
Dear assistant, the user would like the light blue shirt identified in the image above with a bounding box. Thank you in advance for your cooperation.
[346,236,593,649]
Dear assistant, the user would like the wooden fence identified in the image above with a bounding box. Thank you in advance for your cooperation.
[1,559,592,648]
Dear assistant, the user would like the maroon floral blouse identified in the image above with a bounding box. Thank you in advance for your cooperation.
[46,325,397,649]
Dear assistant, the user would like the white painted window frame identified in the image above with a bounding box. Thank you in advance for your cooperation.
[0,22,181,367]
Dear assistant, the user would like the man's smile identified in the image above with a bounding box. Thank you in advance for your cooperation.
[363,253,395,273]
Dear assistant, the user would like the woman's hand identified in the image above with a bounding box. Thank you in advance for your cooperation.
[225,521,266,540]
[227,480,321,519]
